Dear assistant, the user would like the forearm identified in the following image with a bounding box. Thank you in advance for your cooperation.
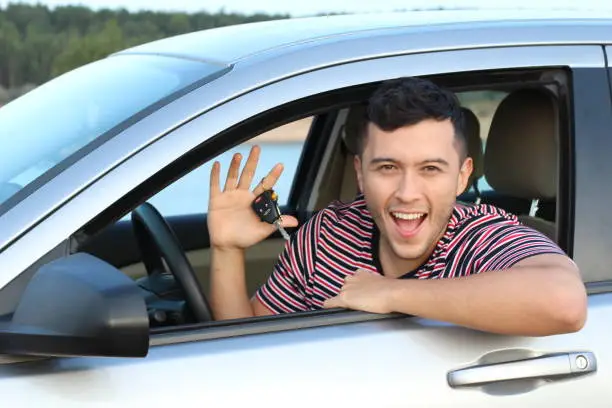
[387,266,587,336]
[209,247,254,320]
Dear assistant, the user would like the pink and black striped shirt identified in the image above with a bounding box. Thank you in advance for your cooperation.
[255,195,565,314]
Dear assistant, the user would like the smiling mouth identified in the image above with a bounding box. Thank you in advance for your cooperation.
[390,211,427,238]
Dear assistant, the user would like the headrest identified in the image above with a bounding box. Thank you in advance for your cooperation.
[484,89,558,199]
[461,107,483,188]
[341,104,367,156]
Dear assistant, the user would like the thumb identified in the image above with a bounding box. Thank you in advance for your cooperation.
[279,215,299,228]
[323,295,343,309]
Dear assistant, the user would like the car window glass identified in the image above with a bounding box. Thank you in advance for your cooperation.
[145,117,312,217]
[0,54,223,213]
[457,90,507,192]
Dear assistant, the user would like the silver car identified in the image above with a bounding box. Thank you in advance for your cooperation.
[1,9,612,407]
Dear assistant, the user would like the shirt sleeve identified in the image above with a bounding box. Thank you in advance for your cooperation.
[473,218,567,273]
[254,211,321,314]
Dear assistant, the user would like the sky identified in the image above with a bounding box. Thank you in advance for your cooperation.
[2,0,612,16]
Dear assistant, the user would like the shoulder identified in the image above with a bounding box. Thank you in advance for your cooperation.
[445,202,565,271]
[448,202,521,233]
[444,202,554,251]
[452,202,519,222]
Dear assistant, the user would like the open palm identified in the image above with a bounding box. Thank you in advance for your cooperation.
[207,145,298,250]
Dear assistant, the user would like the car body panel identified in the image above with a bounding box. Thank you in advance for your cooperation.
[1,295,611,407]
[118,10,612,64]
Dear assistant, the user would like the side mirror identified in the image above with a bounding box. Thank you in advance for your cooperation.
[0,253,149,358]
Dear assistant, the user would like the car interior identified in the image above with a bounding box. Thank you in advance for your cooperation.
[64,68,569,329]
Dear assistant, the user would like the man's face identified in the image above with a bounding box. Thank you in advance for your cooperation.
[355,119,472,269]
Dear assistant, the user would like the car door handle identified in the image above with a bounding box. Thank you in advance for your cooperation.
[448,351,597,388]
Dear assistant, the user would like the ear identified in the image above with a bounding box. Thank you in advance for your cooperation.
[456,157,473,196]
[354,155,364,193]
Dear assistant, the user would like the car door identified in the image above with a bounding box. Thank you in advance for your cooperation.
[2,44,612,407]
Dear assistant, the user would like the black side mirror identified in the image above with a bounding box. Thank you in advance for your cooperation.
[0,253,149,358]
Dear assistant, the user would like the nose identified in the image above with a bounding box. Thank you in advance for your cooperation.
[395,171,422,202]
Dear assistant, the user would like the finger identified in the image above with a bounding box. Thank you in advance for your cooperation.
[253,163,284,196]
[323,296,344,309]
[279,215,299,229]
[210,161,221,197]
[238,145,261,189]
[223,153,242,191]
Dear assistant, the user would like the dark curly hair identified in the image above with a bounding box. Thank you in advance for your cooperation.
[354,77,466,159]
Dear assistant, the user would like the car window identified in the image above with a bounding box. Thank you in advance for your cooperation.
[145,117,312,217]
[0,54,225,213]
[457,90,508,192]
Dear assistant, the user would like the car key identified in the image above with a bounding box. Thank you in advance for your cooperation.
[252,189,291,240]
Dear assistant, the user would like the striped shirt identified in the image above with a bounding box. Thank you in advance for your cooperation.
[255,194,565,314]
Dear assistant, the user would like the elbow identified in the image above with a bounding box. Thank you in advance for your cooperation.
[549,284,588,334]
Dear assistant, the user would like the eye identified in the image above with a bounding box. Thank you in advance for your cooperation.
[378,164,397,172]
[423,165,441,173]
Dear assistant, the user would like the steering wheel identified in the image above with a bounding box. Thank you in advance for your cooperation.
[131,202,212,323]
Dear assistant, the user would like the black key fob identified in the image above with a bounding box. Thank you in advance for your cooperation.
[252,189,281,224]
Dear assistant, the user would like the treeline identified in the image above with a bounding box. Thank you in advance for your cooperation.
[0,3,290,103]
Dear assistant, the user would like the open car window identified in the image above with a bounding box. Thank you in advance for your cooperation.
[76,68,568,331]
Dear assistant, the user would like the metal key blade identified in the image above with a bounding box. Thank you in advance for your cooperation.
[274,219,291,241]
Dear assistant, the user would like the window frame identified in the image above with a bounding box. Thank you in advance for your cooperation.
[0,45,606,345]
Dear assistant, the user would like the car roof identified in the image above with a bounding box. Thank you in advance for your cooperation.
[115,9,612,65]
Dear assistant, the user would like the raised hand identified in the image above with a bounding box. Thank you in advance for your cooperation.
[207,145,298,250]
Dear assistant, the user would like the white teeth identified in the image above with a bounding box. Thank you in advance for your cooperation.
[392,212,425,220]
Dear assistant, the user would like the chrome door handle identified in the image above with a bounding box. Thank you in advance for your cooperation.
[448,352,597,388]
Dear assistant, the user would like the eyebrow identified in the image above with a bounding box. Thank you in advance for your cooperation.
[419,158,450,167]
[369,157,397,165]
[369,157,450,167]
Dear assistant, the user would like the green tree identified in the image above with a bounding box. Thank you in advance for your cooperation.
[21,22,59,85]
[51,5,94,35]
[52,19,125,77]
[167,13,192,35]
[0,84,9,105]
[0,18,23,88]
[0,3,291,93]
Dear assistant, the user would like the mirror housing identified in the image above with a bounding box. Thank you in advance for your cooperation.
[0,253,149,358]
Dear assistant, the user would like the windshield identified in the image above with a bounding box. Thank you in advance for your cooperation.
[0,54,225,212]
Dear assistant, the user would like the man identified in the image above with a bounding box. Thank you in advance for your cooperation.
[207,77,587,336]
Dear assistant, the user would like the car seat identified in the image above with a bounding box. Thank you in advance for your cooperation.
[483,88,558,241]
